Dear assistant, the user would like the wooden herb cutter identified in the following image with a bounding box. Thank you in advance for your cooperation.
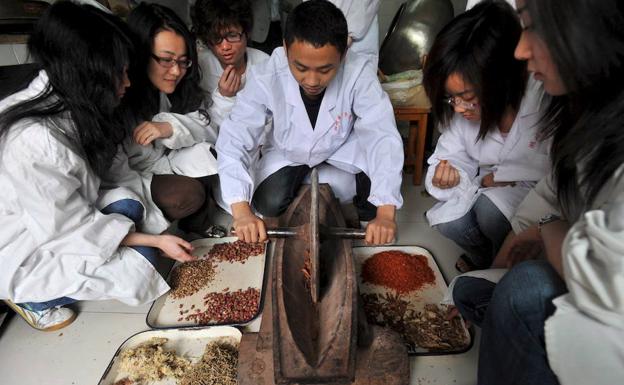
[237,169,409,385]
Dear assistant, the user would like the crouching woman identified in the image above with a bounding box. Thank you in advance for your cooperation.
[0,1,194,331]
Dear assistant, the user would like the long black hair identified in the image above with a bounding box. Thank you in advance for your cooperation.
[423,0,527,140]
[524,0,624,216]
[0,1,133,177]
[121,2,206,128]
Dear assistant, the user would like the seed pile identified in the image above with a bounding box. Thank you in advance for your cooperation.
[183,287,261,324]
[117,337,191,382]
[362,293,469,352]
[361,250,435,293]
[169,259,217,299]
[179,342,238,385]
[207,240,264,264]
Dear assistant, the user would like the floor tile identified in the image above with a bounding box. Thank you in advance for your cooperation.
[0,312,148,385]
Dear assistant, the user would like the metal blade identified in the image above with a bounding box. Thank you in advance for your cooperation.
[310,168,320,304]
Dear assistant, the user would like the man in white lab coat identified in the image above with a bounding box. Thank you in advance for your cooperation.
[216,0,403,245]
[192,0,270,128]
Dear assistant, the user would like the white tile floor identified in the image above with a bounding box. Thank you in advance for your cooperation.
[0,176,478,385]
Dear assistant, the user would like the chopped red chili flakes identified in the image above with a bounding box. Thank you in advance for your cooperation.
[361,250,435,293]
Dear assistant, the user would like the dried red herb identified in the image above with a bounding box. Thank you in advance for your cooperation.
[361,250,435,293]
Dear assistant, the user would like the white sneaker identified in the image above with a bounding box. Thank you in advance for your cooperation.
[4,300,77,332]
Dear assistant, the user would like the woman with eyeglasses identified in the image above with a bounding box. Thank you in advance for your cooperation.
[191,0,269,128]
[117,3,220,234]
[422,0,551,272]
[0,1,196,332]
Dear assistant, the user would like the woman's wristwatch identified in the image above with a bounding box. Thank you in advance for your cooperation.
[538,214,561,233]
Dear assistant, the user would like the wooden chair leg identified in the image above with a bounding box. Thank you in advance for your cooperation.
[405,122,417,168]
[413,115,428,185]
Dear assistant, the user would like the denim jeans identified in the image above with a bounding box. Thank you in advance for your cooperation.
[253,165,376,220]
[19,199,158,311]
[436,194,511,268]
[453,260,567,385]
[101,199,159,266]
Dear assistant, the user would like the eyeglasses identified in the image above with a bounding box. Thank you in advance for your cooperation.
[151,54,192,70]
[445,96,479,111]
[208,31,244,46]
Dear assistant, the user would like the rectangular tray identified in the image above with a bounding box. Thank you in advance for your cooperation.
[147,237,267,328]
[353,245,472,355]
[98,326,241,385]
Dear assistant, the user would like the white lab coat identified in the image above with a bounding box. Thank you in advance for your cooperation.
[123,93,219,178]
[0,71,169,304]
[425,77,550,226]
[512,167,624,385]
[304,0,380,68]
[216,47,403,208]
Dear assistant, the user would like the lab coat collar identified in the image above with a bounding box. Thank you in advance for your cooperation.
[280,47,342,136]
[282,55,339,113]
[517,75,546,119]
[483,75,545,144]
[495,76,546,160]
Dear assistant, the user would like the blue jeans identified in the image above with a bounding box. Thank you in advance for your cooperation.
[454,261,567,385]
[436,195,511,268]
[101,199,159,266]
[19,199,158,311]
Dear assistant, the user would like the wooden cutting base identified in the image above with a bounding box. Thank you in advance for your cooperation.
[237,194,409,385]
[238,325,409,385]
[237,220,409,385]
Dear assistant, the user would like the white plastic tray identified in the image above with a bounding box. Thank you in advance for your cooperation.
[147,237,267,328]
[98,326,241,385]
[353,245,471,354]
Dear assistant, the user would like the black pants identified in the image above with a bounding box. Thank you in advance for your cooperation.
[252,165,377,220]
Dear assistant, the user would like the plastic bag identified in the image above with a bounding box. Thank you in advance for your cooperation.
[380,70,430,108]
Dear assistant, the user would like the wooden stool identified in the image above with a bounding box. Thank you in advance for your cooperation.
[394,106,430,185]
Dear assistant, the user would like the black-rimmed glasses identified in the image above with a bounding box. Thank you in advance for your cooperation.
[151,54,192,69]
[209,31,244,46]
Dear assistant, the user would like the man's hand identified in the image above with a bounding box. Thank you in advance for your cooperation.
[154,234,196,263]
[133,121,173,146]
[481,172,516,188]
[231,201,267,243]
[218,65,242,97]
[432,160,460,189]
[365,205,396,245]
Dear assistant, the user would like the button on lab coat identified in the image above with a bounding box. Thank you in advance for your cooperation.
[216,47,403,208]
[425,77,551,226]
[0,71,169,304]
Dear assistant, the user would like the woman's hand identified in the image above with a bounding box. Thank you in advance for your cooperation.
[492,226,543,268]
[481,172,516,188]
[432,160,460,189]
[365,205,396,245]
[218,65,242,97]
[231,201,267,243]
[133,121,174,146]
[445,305,471,328]
[122,231,196,263]
[155,234,196,263]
